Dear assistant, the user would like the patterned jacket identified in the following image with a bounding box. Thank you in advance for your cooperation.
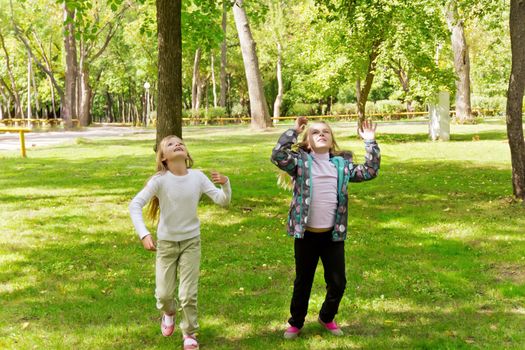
[271,128,381,241]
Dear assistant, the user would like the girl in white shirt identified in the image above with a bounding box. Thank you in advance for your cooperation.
[130,135,231,350]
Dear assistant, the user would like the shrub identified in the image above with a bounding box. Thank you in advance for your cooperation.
[375,100,404,114]
[471,96,506,116]
[288,103,317,116]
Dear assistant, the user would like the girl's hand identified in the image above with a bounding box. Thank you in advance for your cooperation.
[211,171,228,185]
[358,119,377,140]
[294,116,308,133]
[142,234,156,251]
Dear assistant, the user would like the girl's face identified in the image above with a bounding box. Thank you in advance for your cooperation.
[162,137,188,162]
[307,122,333,153]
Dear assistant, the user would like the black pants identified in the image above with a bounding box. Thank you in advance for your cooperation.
[288,230,347,329]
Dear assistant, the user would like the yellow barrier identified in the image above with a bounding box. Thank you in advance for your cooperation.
[0,127,32,157]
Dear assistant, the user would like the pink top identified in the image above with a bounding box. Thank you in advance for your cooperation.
[306,151,338,229]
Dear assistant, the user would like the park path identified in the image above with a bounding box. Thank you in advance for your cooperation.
[0,126,153,151]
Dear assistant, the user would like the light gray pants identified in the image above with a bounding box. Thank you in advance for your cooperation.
[155,236,201,335]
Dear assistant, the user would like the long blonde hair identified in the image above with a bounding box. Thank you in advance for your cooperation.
[146,135,194,222]
[277,121,351,190]
[297,121,342,155]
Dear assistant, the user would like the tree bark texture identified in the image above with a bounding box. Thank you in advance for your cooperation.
[232,0,271,129]
[63,3,78,129]
[156,0,183,147]
[357,46,379,123]
[192,48,201,112]
[506,0,525,200]
[446,0,473,123]
[220,1,228,108]
[273,42,283,119]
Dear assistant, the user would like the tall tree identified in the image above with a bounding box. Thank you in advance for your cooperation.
[232,0,271,129]
[155,0,182,146]
[506,0,525,199]
[62,2,78,129]
[219,0,228,108]
[446,0,473,123]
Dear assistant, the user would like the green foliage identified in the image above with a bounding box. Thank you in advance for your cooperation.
[288,102,319,116]
[471,95,507,114]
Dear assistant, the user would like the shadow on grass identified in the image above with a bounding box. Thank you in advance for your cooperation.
[377,130,508,143]
[1,136,524,349]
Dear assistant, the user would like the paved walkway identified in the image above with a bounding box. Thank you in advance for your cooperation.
[0,126,152,151]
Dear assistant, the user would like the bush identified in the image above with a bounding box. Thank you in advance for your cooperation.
[231,104,248,118]
[288,103,318,116]
[331,103,357,115]
[471,96,506,116]
[375,100,404,114]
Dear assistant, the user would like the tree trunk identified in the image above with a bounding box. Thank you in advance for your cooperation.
[192,48,201,112]
[211,53,218,108]
[506,0,525,200]
[273,42,283,121]
[63,3,78,129]
[220,1,228,108]
[232,0,271,129]
[78,52,92,126]
[27,51,32,120]
[156,0,182,147]
[30,52,41,118]
[0,31,23,117]
[446,0,472,123]
[357,46,379,123]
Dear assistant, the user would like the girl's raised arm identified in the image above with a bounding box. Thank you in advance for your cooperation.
[349,120,381,182]
[200,171,231,207]
[270,117,307,176]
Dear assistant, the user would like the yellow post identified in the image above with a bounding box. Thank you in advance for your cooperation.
[19,130,27,157]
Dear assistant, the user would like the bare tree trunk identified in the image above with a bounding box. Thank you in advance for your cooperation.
[156,0,183,146]
[0,31,23,117]
[27,51,32,120]
[273,42,283,120]
[446,0,472,123]
[78,51,92,126]
[506,0,525,200]
[232,0,271,129]
[30,52,40,118]
[192,48,201,112]
[220,1,228,108]
[357,46,379,123]
[211,53,218,108]
[63,3,78,129]
[392,61,413,112]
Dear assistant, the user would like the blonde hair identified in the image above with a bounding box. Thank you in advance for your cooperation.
[296,121,342,155]
[146,135,194,222]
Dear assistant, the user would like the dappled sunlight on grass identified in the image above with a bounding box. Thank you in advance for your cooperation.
[1,122,524,348]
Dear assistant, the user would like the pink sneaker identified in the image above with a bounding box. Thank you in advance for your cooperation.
[183,334,199,350]
[161,314,175,337]
[283,325,301,339]
[318,317,344,336]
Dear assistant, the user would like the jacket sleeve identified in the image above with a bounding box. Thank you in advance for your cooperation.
[348,139,381,182]
[270,129,300,176]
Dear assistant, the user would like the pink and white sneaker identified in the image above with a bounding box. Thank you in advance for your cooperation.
[283,325,301,339]
[318,317,344,336]
[183,334,199,350]
[160,314,175,337]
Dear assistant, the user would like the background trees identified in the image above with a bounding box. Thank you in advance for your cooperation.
[0,0,514,126]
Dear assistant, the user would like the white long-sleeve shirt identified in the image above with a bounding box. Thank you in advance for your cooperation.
[129,169,231,242]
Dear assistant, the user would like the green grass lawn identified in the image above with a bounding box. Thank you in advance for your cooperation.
[1,121,524,349]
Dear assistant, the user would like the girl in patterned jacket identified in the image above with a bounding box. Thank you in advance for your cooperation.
[271,116,380,339]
